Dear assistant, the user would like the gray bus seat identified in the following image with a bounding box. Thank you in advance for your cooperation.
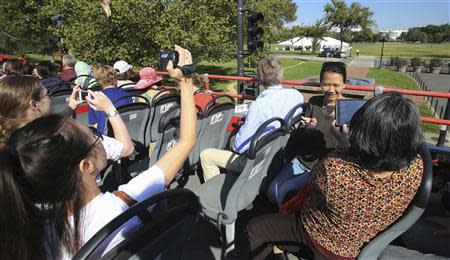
[149,105,181,167]
[50,89,72,114]
[194,117,288,256]
[357,144,433,260]
[149,89,180,143]
[106,95,152,185]
[194,95,235,166]
[73,189,201,260]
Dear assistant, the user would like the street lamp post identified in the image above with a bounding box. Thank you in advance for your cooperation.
[378,36,386,69]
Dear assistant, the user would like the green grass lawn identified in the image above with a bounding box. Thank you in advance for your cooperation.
[367,68,418,90]
[282,60,322,80]
[367,68,440,133]
[420,104,441,134]
[352,42,450,58]
[270,42,450,58]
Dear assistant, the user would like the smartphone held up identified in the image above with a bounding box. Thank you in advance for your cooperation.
[78,90,92,102]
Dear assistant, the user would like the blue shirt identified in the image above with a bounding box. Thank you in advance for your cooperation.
[233,85,304,154]
[88,88,132,134]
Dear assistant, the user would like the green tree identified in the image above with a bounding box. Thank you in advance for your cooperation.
[40,0,297,66]
[0,0,60,55]
[323,0,374,49]
[405,28,428,43]
[352,28,374,42]
[304,21,328,54]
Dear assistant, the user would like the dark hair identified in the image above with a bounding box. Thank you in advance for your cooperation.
[0,75,44,148]
[0,115,90,259]
[117,70,132,80]
[320,61,347,83]
[4,59,24,75]
[36,61,56,79]
[53,61,63,74]
[348,92,422,171]
[22,62,35,75]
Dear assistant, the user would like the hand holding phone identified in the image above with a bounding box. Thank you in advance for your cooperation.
[86,90,115,112]
[68,85,83,109]
[330,120,350,148]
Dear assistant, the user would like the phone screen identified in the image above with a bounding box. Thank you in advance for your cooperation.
[78,90,90,101]
[336,99,366,127]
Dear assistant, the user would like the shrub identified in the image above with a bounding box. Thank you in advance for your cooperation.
[411,57,423,67]
[393,57,407,67]
[390,57,399,66]
[430,58,442,68]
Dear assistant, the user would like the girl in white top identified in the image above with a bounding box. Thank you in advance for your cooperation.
[0,45,196,260]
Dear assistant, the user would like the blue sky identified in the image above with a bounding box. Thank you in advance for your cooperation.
[292,0,450,29]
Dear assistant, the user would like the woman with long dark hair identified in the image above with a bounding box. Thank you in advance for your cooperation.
[0,45,196,259]
[248,92,424,260]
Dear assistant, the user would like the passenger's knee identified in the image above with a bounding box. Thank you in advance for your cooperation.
[200,148,214,162]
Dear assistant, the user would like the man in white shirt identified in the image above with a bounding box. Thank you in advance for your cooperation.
[200,56,304,181]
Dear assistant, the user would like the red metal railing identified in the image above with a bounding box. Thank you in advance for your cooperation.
[153,72,450,126]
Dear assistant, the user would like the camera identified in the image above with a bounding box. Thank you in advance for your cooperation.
[158,51,179,71]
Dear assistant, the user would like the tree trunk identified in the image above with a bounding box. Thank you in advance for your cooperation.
[339,26,343,51]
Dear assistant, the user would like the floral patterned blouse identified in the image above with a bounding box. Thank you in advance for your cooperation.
[300,151,423,257]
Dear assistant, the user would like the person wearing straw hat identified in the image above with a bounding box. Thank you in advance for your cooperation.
[134,67,164,103]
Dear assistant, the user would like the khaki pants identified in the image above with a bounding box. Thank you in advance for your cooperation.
[200,148,247,181]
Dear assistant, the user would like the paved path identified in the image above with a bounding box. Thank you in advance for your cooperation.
[348,56,376,69]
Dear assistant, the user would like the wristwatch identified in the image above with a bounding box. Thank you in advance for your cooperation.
[106,109,118,117]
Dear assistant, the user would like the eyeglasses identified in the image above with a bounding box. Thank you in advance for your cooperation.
[89,126,103,145]
[36,89,52,100]
[84,127,103,157]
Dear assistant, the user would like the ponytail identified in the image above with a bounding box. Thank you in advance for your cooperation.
[0,149,46,260]
[0,117,22,149]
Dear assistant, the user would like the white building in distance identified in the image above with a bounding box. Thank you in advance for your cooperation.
[377,29,408,40]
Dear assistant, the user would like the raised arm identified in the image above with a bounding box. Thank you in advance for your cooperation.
[86,91,135,157]
[156,45,197,186]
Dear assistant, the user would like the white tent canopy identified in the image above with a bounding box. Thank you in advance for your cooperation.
[276,36,350,50]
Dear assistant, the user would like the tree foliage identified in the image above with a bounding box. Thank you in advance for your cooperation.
[323,0,374,48]
[400,24,450,43]
[1,0,297,66]
[304,21,328,54]
[0,0,60,55]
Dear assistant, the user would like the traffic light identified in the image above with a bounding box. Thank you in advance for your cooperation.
[247,11,264,54]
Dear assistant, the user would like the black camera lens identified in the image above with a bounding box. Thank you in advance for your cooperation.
[158,51,179,71]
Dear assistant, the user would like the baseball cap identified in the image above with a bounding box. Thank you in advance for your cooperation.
[113,60,133,74]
